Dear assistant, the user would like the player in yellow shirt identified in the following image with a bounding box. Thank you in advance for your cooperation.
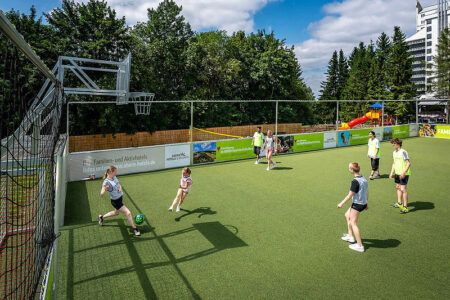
[252,126,264,164]
[389,138,411,213]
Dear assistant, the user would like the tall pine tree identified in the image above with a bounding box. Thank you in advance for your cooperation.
[319,51,339,100]
[430,28,450,123]
[337,49,349,100]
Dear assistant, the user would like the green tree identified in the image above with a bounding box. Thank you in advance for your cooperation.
[385,26,415,123]
[367,32,391,100]
[316,51,339,124]
[430,28,450,123]
[0,7,58,137]
[319,51,339,100]
[46,0,133,135]
[337,49,349,100]
[431,29,450,97]
[46,0,130,60]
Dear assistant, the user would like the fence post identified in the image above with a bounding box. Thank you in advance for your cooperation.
[336,100,339,131]
[275,101,278,138]
[416,100,419,124]
[190,101,193,142]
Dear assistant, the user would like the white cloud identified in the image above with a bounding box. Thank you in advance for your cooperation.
[75,0,278,33]
[295,0,420,97]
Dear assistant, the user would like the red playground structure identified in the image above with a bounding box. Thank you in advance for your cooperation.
[339,103,393,130]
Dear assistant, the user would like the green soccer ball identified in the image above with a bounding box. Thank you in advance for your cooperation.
[134,214,145,225]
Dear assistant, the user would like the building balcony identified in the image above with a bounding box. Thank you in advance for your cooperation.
[408,46,425,51]
[407,39,425,45]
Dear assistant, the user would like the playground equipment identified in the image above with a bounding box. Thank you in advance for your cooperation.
[339,103,393,130]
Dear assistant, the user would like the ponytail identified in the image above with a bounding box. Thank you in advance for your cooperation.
[103,165,117,179]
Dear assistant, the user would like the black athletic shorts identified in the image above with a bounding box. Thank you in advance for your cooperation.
[254,146,261,155]
[370,158,380,171]
[111,196,124,210]
[394,175,409,185]
[351,203,367,212]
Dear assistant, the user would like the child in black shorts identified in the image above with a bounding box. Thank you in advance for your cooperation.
[337,162,369,252]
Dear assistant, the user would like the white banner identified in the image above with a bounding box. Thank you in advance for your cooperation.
[323,131,337,148]
[165,144,191,168]
[69,146,165,181]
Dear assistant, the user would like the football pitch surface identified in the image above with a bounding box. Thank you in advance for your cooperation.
[56,137,450,299]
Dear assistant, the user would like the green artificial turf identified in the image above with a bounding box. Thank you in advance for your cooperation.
[56,137,450,299]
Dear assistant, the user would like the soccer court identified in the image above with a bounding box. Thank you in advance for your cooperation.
[56,137,450,299]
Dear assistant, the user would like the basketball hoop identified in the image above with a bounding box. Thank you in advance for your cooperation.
[128,92,155,115]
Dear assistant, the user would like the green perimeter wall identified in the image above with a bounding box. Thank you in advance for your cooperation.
[293,133,324,151]
[68,125,417,181]
[192,125,414,165]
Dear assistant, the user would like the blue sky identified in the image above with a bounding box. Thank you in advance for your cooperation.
[0,0,438,96]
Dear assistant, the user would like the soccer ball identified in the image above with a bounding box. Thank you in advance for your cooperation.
[134,214,145,225]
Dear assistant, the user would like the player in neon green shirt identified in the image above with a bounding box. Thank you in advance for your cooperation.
[389,138,411,213]
[252,126,263,164]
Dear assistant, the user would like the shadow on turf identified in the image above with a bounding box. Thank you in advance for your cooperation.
[175,207,217,222]
[63,219,247,300]
[376,174,390,179]
[408,201,435,212]
[362,238,401,250]
[271,166,293,171]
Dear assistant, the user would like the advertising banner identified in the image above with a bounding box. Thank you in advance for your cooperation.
[337,131,350,147]
[434,125,450,138]
[165,144,191,168]
[349,129,372,145]
[409,124,419,137]
[277,135,294,154]
[383,127,392,141]
[216,139,254,161]
[373,127,383,141]
[193,142,216,164]
[323,131,337,148]
[392,125,410,138]
[69,146,165,181]
[419,124,436,137]
[293,133,324,152]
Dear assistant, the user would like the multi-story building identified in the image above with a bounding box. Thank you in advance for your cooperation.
[406,0,449,96]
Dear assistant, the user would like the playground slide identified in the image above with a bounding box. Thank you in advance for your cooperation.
[340,112,379,130]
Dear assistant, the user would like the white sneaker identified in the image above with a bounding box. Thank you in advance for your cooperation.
[272,162,276,169]
[266,167,270,171]
[168,207,173,211]
[254,160,258,164]
[176,206,181,212]
[349,243,365,252]
[257,158,261,163]
[341,234,355,243]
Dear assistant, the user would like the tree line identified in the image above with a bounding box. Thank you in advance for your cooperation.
[1,0,314,136]
[317,28,416,124]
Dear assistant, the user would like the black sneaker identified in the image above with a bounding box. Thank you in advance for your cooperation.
[98,215,103,226]
[133,228,141,236]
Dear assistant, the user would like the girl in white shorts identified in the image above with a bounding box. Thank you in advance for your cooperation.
[262,130,277,171]
[169,167,193,212]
